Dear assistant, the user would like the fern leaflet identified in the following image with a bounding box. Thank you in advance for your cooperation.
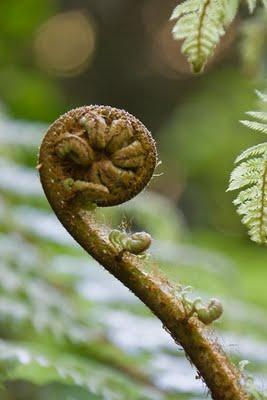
[246,0,267,13]
[228,91,267,244]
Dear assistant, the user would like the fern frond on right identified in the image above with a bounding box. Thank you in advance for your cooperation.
[228,90,267,244]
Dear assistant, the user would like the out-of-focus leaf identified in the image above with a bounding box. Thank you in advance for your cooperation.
[0,340,160,400]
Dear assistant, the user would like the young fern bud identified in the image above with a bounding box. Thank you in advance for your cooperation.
[109,229,151,255]
[177,286,223,325]
[192,298,223,325]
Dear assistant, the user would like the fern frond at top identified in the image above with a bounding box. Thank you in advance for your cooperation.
[170,0,237,73]
[228,91,267,244]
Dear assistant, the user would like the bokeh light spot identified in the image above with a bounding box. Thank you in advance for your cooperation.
[34,10,96,77]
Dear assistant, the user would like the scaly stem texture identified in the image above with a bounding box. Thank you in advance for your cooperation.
[39,106,249,400]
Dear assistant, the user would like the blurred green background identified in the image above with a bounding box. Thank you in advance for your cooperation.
[0,1,266,399]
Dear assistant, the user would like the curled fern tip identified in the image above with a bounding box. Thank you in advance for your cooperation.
[39,105,157,208]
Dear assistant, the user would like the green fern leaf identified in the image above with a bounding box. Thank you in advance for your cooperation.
[229,153,267,243]
[228,158,265,191]
[240,120,267,134]
[256,89,267,102]
[246,111,267,122]
[246,0,267,13]
[170,0,237,73]
[228,92,267,244]
[224,0,239,24]
[247,0,257,12]
[235,142,267,163]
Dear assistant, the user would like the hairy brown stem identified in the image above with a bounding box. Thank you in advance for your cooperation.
[39,106,249,400]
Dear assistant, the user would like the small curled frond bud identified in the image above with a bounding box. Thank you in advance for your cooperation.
[175,285,223,324]
[40,105,157,207]
[109,229,151,255]
[192,298,223,325]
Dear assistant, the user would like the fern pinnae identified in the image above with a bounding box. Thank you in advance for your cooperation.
[170,0,200,19]
[228,158,264,191]
[247,0,257,13]
[246,111,267,121]
[223,0,239,25]
[229,153,267,243]
[233,186,260,206]
[246,0,267,12]
[240,119,267,134]
[229,91,267,244]
[255,89,267,102]
[235,142,267,163]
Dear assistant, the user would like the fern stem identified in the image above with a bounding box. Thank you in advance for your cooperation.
[39,106,250,400]
[196,0,211,72]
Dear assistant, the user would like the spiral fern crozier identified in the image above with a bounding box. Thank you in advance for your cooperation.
[39,106,249,400]
[42,106,156,207]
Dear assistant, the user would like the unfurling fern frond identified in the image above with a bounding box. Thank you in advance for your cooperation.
[170,0,238,73]
[228,91,267,244]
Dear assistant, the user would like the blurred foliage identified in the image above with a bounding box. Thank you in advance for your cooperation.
[241,10,267,77]
[0,0,64,121]
[159,67,257,232]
